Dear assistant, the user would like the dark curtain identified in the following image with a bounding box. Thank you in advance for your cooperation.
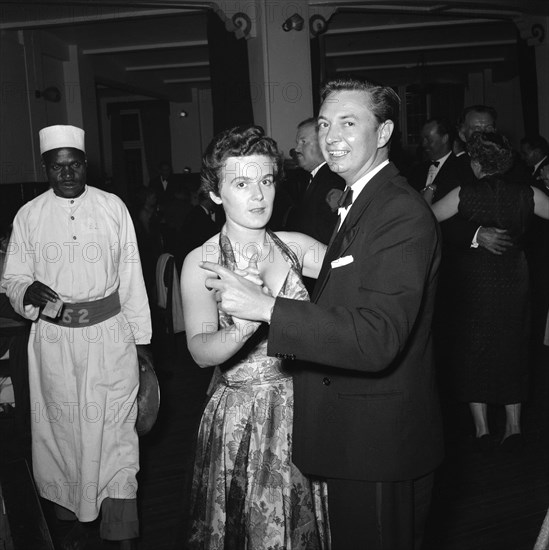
[108,108,127,201]
[107,100,171,201]
[430,83,465,131]
[516,31,539,136]
[207,10,253,133]
[139,101,172,176]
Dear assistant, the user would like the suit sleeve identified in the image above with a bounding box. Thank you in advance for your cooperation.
[439,214,478,248]
[267,194,440,372]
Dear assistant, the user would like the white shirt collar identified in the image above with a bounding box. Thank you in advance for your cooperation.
[432,151,452,168]
[338,159,389,214]
[534,155,548,174]
[310,161,326,179]
[52,185,88,206]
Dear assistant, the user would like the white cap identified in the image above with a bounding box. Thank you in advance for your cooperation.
[39,125,85,155]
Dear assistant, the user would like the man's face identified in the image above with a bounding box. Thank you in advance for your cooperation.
[43,148,87,198]
[520,143,541,167]
[160,164,172,179]
[459,111,495,142]
[295,123,323,172]
[317,90,393,185]
[421,121,449,161]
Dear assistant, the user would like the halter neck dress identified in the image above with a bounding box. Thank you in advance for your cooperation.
[187,229,330,549]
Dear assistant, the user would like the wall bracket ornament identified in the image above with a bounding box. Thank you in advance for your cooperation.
[514,15,545,46]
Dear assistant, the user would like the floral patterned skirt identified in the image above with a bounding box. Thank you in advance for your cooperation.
[187,374,330,549]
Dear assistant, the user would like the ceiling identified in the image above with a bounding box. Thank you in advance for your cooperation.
[322,11,520,87]
[0,1,545,103]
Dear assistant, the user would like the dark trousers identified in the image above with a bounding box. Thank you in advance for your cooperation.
[54,498,138,540]
[327,472,434,550]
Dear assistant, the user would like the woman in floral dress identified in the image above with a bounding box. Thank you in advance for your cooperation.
[180,125,330,549]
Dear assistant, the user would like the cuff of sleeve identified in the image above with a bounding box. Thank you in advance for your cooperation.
[24,303,39,320]
[266,297,276,324]
[19,288,39,320]
[471,226,482,248]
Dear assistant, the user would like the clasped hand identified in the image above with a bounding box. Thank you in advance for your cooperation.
[201,254,274,325]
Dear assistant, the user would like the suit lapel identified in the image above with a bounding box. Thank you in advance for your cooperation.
[303,163,328,203]
[312,163,399,302]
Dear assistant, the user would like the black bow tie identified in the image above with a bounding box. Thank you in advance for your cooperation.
[338,187,353,209]
[430,160,440,167]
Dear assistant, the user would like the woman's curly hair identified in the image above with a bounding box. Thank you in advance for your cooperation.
[200,125,284,196]
[466,131,514,175]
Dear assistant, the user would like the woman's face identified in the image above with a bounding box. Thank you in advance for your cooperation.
[211,154,276,229]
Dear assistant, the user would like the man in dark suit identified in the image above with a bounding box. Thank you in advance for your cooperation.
[290,117,345,244]
[519,135,549,406]
[148,161,182,204]
[520,134,549,187]
[175,191,220,273]
[203,78,444,549]
[414,117,466,200]
[436,105,513,254]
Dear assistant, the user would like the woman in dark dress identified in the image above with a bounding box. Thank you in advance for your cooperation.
[424,131,549,450]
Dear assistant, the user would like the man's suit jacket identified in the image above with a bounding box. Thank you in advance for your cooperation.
[532,156,549,189]
[292,163,345,245]
[149,174,183,203]
[431,153,470,202]
[268,162,444,482]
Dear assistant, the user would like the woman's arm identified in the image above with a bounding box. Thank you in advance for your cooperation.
[532,186,549,219]
[430,187,461,222]
[180,245,260,367]
[420,184,436,205]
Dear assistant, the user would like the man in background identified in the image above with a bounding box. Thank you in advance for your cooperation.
[411,117,466,199]
[520,134,549,186]
[148,161,181,204]
[288,117,345,245]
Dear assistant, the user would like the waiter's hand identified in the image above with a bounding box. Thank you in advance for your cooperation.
[477,227,513,255]
[201,261,275,323]
[23,281,58,307]
[136,344,155,372]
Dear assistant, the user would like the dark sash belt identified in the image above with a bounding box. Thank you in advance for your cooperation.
[39,291,121,328]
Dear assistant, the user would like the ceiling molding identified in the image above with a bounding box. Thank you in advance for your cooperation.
[326,39,516,57]
[326,18,499,35]
[309,0,549,16]
[0,7,200,30]
[126,61,209,71]
[335,56,505,72]
[83,39,207,54]
[163,77,210,83]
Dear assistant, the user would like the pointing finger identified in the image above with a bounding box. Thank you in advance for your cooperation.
[200,261,233,278]
[204,277,224,291]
